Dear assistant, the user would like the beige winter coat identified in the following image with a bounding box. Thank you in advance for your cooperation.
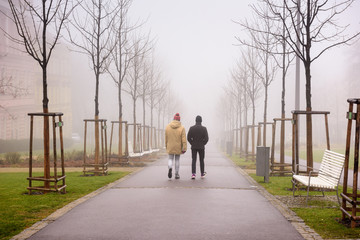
[165,120,187,155]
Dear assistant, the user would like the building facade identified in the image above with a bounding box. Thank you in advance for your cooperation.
[0,1,73,141]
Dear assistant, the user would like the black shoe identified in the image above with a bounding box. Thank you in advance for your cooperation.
[168,168,172,178]
[175,173,180,179]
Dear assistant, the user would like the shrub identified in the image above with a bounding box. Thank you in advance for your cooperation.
[65,150,83,161]
[5,152,21,164]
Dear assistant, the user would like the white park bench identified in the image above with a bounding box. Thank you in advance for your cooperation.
[128,141,144,158]
[292,149,345,206]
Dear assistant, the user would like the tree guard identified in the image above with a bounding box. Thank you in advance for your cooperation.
[109,121,129,165]
[83,119,108,176]
[341,98,360,228]
[142,125,150,152]
[270,118,293,176]
[291,110,330,174]
[232,128,242,156]
[243,125,259,161]
[27,112,66,194]
[127,123,142,153]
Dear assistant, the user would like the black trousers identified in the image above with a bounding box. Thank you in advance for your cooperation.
[191,149,205,175]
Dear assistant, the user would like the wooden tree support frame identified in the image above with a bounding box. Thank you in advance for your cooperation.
[232,128,242,156]
[109,121,129,164]
[83,119,108,176]
[128,123,143,153]
[258,122,274,147]
[270,118,293,176]
[292,110,330,174]
[143,125,150,152]
[341,98,360,228]
[28,112,66,194]
[243,125,259,161]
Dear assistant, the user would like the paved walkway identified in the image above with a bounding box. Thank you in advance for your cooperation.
[25,143,308,240]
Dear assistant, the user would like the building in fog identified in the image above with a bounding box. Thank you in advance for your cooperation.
[0,2,73,140]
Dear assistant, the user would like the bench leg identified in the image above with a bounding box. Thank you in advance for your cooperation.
[336,187,340,206]
[292,179,296,197]
[306,186,310,206]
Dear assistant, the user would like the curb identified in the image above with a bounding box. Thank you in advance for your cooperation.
[10,168,144,240]
[235,166,323,240]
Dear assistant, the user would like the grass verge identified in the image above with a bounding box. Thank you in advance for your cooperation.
[0,171,130,240]
[229,154,360,239]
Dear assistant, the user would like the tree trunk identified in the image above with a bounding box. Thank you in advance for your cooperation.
[263,85,268,146]
[235,103,239,154]
[118,80,123,157]
[133,97,136,152]
[239,96,243,154]
[94,71,100,174]
[305,61,313,172]
[42,65,50,189]
[243,84,248,159]
[252,100,255,161]
[142,95,146,151]
[280,33,286,172]
[150,103,153,149]
[42,7,50,188]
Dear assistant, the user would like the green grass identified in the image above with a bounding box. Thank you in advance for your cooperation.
[292,208,360,239]
[250,174,342,197]
[251,173,360,238]
[229,153,360,239]
[229,154,256,169]
[0,171,129,240]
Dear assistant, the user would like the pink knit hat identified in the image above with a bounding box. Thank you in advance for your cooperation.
[173,113,180,121]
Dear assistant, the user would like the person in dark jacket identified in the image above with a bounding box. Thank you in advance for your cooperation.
[187,115,209,179]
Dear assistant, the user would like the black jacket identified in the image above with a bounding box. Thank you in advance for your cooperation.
[187,123,209,149]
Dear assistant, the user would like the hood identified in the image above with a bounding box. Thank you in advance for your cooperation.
[169,120,181,129]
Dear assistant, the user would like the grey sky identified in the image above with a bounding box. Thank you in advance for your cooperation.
[127,0,360,139]
[128,0,253,130]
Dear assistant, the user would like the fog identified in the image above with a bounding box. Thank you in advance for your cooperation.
[1,0,360,150]
[69,0,358,146]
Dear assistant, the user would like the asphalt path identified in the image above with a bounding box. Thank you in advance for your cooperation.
[28,143,304,240]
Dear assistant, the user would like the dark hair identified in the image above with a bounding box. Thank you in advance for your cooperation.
[196,115,202,123]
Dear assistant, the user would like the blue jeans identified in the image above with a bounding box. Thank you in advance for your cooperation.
[168,154,180,174]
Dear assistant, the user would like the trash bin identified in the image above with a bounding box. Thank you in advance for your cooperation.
[226,141,233,156]
[256,146,270,183]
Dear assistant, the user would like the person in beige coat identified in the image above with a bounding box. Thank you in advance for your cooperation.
[165,113,187,179]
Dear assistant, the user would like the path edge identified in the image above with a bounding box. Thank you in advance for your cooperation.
[10,168,144,240]
[235,166,324,240]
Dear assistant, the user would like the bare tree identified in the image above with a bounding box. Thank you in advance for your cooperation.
[123,33,150,151]
[2,0,72,187]
[106,0,136,157]
[139,53,153,150]
[144,56,163,149]
[236,1,295,163]
[242,47,262,157]
[68,0,117,165]
[264,0,360,168]
[155,82,168,148]
[236,7,278,146]
[229,61,245,153]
